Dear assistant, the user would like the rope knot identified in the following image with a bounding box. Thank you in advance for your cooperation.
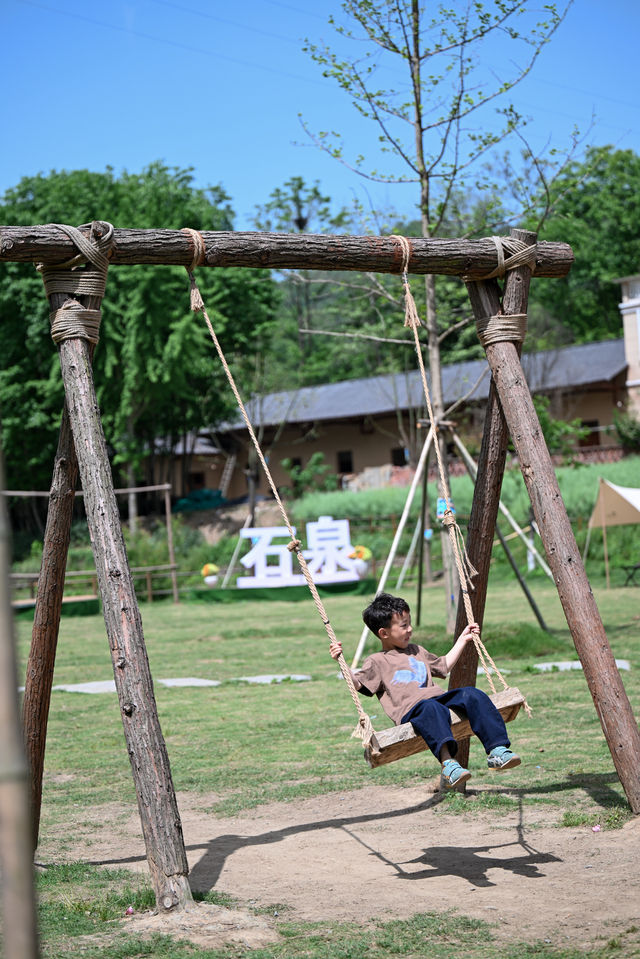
[37,221,114,345]
[287,538,302,553]
[181,228,206,271]
[188,272,205,313]
[479,236,537,280]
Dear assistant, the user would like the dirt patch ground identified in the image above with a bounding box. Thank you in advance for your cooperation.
[40,782,640,952]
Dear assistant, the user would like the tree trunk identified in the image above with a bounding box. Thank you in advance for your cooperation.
[420,272,456,633]
[58,335,193,907]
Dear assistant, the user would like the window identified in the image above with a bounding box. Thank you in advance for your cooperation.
[189,471,205,490]
[337,450,353,473]
[391,447,408,467]
[579,420,600,448]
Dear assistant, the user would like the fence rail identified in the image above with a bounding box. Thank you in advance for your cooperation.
[10,564,179,606]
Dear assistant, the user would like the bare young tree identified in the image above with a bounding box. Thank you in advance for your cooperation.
[304,0,573,629]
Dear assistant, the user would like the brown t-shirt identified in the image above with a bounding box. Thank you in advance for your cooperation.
[353,644,449,725]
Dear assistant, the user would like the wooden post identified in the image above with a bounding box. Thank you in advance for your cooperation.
[58,336,193,906]
[477,234,640,813]
[22,402,78,848]
[452,428,549,631]
[0,451,40,959]
[38,222,192,909]
[448,231,536,770]
[164,484,179,603]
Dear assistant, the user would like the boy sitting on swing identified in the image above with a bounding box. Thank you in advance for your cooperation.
[329,592,520,788]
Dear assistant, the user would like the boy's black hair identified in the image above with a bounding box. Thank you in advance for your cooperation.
[362,593,411,638]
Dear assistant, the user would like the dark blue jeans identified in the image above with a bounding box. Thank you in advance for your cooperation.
[401,686,510,761]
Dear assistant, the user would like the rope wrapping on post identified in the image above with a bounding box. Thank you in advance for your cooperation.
[476,313,527,348]
[37,222,114,345]
[185,257,375,746]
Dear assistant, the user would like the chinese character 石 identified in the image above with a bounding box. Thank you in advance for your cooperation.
[237,525,301,588]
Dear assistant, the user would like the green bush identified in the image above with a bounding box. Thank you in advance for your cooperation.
[614,409,640,453]
[280,452,339,498]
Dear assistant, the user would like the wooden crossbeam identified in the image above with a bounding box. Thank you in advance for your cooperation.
[363,686,525,768]
[0,225,573,278]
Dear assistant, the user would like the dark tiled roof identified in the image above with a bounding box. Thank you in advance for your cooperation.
[225,338,626,430]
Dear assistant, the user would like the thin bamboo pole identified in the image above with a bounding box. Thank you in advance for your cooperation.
[451,433,553,580]
[351,428,433,669]
[163,486,179,603]
[451,431,549,631]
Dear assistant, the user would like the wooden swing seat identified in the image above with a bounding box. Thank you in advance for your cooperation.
[363,686,525,768]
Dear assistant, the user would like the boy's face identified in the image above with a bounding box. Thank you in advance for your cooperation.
[378,610,413,651]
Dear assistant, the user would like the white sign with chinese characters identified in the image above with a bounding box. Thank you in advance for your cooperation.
[237,515,359,589]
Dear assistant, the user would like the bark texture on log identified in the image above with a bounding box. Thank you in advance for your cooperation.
[58,336,193,907]
[447,229,536,768]
[0,225,573,277]
[485,329,640,815]
[451,229,536,649]
[22,403,78,848]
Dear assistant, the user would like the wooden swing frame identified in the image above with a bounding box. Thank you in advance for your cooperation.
[2,222,640,917]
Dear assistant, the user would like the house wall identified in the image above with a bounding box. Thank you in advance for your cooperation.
[546,376,627,442]
[222,414,421,501]
[619,276,640,416]
[155,376,628,502]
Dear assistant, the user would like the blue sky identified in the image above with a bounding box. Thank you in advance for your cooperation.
[2,0,639,229]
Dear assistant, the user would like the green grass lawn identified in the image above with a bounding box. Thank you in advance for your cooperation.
[13,578,640,958]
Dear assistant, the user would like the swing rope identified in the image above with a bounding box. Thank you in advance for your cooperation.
[182,231,374,746]
[393,235,531,716]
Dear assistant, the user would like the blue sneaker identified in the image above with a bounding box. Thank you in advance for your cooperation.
[441,758,472,789]
[487,746,521,771]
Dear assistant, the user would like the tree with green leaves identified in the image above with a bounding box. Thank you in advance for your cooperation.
[0,165,277,536]
[304,0,572,629]
[529,146,640,343]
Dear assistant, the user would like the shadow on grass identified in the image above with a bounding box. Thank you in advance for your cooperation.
[506,771,624,809]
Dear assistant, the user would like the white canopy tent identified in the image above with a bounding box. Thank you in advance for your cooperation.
[583,479,640,587]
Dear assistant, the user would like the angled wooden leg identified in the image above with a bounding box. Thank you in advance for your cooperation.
[22,402,78,849]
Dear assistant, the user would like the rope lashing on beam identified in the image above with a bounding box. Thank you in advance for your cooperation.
[481,235,538,280]
[37,222,114,345]
[181,228,207,272]
[473,236,536,350]
[393,234,527,710]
